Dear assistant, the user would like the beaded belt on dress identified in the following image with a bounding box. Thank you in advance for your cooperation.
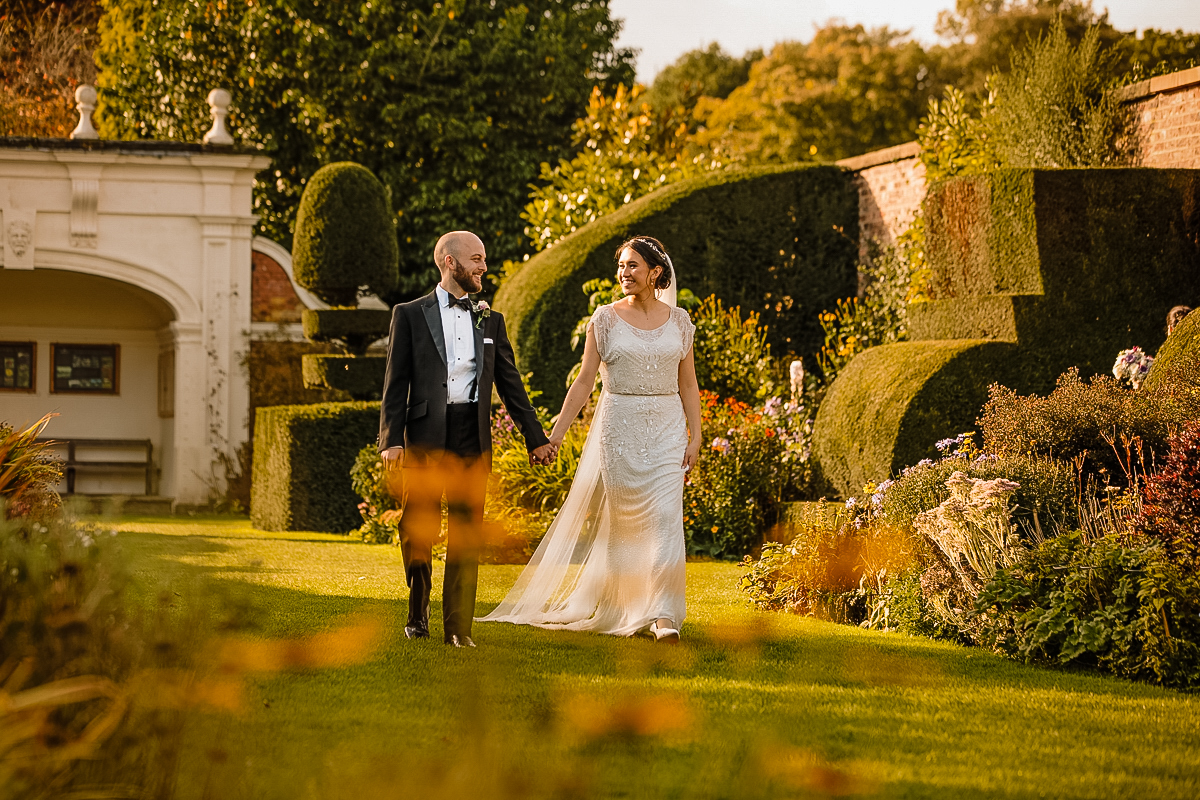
[607,391,677,397]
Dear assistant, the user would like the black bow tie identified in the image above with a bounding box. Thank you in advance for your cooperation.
[446,294,473,312]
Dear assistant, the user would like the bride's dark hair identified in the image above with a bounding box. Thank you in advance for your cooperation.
[615,236,673,290]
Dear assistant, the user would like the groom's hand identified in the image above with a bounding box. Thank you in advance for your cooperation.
[529,443,555,466]
[381,446,404,470]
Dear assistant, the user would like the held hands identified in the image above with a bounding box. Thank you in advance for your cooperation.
[529,441,558,466]
[529,430,561,466]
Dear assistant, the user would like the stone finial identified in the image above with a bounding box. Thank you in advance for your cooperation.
[70,84,99,140]
[203,88,234,145]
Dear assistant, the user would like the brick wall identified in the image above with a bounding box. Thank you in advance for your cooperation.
[1122,66,1200,169]
[251,250,304,323]
[837,142,926,261]
[840,66,1200,257]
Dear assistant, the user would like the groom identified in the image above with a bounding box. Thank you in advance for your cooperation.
[379,231,555,647]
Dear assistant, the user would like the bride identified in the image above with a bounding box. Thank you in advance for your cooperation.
[478,236,702,642]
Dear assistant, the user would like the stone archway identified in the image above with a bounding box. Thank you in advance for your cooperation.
[0,266,188,496]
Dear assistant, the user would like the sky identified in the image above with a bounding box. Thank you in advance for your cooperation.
[611,0,1200,80]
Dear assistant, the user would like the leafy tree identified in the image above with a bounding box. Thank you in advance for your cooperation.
[95,0,634,302]
[919,18,1131,179]
[935,1,1200,93]
[519,83,721,255]
[642,42,760,121]
[934,0,1120,95]
[0,0,98,136]
[1116,28,1200,81]
[987,19,1129,167]
[692,24,946,165]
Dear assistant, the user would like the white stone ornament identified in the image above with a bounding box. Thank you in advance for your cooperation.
[203,88,235,145]
[7,220,32,256]
[3,210,36,269]
[70,84,99,140]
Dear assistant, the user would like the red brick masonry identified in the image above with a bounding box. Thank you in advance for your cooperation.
[251,250,304,323]
[1121,66,1200,170]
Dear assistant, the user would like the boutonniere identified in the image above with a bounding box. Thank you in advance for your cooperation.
[473,299,491,329]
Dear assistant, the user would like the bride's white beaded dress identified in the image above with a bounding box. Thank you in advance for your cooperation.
[479,302,695,635]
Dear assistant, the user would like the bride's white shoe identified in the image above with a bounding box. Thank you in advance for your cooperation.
[649,620,680,643]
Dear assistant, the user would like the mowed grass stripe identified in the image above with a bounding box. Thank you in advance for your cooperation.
[104,516,1200,800]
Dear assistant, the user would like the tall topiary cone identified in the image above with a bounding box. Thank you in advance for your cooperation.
[293,162,399,306]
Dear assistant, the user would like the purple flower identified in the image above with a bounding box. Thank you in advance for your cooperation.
[711,437,732,455]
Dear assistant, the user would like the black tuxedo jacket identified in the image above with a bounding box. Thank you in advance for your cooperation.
[378,291,549,460]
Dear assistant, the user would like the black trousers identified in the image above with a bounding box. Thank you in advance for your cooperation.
[399,403,486,639]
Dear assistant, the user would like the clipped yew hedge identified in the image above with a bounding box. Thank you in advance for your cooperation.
[813,168,1200,498]
[1143,307,1200,398]
[251,401,380,532]
[300,355,386,401]
[813,340,1022,496]
[494,164,858,406]
[293,162,398,307]
[919,168,1200,389]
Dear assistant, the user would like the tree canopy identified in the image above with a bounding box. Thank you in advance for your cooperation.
[642,42,760,121]
[519,84,719,256]
[95,0,634,301]
[692,24,945,165]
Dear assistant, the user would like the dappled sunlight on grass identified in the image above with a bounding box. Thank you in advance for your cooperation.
[103,516,1200,800]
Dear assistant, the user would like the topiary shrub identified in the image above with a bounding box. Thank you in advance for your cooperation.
[250,401,380,532]
[301,354,386,401]
[812,338,1022,497]
[292,162,399,307]
[1142,306,1200,400]
[494,164,858,406]
[302,309,392,355]
[812,168,1200,498]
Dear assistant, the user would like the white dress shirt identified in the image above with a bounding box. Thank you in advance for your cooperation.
[435,285,478,403]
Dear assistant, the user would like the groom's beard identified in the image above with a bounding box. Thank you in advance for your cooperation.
[450,260,483,294]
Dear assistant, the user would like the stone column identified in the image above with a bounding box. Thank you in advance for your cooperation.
[170,321,207,504]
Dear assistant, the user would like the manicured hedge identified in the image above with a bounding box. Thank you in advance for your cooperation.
[921,168,1200,389]
[302,309,392,355]
[812,168,1200,498]
[1143,307,1200,397]
[251,401,381,532]
[293,162,398,307]
[812,340,1022,497]
[301,355,386,401]
[493,164,858,406]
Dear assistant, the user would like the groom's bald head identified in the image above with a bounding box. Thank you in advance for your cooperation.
[434,230,487,294]
[434,231,485,272]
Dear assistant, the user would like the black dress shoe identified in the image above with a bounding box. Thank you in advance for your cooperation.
[445,634,476,648]
[405,624,430,640]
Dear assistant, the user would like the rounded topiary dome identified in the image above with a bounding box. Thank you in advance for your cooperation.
[293,162,399,307]
[1143,308,1200,397]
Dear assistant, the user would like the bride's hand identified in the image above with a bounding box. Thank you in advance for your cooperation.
[682,441,701,472]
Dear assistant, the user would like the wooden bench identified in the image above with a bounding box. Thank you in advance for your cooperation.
[36,438,154,496]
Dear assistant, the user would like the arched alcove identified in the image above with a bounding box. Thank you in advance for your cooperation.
[0,268,181,497]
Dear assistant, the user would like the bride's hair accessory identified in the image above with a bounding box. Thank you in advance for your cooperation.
[615,235,673,291]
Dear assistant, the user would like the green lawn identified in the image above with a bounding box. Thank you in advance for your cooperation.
[110,515,1200,800]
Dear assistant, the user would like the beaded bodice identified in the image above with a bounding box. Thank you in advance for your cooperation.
[589,304,695,396]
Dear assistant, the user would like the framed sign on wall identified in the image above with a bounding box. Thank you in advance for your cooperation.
[0,341,35,392]
[51,343,120,394]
